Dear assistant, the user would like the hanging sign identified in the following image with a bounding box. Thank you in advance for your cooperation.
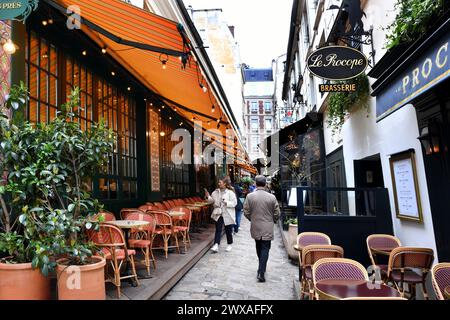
[0,0,38,22]
[307,45,368,81]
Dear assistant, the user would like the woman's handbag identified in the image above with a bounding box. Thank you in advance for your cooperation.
[210,207,222,222]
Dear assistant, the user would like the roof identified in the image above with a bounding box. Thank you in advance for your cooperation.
[243,68,274,82]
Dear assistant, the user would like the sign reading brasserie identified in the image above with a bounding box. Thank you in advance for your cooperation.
[0,0,38,21]
[307,46,368,92]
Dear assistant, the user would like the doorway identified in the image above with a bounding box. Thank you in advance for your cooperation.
[354,154,384,216]
[326,147,348,214]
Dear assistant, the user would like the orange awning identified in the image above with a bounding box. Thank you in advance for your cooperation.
[48,0,247,157]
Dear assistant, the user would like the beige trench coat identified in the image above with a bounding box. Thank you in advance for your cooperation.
[206,188,237,226]
[244,187,280,240]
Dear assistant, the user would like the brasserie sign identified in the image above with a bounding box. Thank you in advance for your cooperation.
[0,0,38,22]
[307,46,368,81]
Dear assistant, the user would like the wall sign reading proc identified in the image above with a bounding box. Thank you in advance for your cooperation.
[307,46,368,81]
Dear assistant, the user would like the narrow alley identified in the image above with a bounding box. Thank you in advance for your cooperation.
[164,218,298,300]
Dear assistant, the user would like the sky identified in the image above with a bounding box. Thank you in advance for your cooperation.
[182,0,293,68]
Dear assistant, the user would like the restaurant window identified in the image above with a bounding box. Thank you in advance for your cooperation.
[97,79,137,200]
[65,56,94,131]
[159,121,191,198]
[26,31,59,123]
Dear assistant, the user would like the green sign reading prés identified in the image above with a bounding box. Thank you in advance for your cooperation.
[0,0,39,22]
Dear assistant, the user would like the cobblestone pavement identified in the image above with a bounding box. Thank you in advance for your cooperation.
[164,216,298,300]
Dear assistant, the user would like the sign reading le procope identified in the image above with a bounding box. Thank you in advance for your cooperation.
[307,46,368,81]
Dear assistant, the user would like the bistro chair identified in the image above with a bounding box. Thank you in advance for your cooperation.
[88,224,138,298]
[312,258,369,300]
[300,244,344,300]
[295,232,331,265]
[120,208,144,220]
[167,199,177,208]
[387,247,434,299]
[150,210,180,258]
[125,212,157,276]
[431,263,450,300]
[170,206,192,252]
[162,201,172,210]
[91,210,116,222]
[153,202,167,211]
[138,204,158,212]
[367,234,401,281]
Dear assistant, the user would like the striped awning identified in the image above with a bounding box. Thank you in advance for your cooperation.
[46,0,248,159]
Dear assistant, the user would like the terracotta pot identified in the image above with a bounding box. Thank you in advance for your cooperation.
[56,256,106,300]
[287,223,299,261]
[0,262,51,300]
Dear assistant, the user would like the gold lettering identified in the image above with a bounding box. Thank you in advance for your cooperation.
[422,58,432,79]
[309,54,323,67]
[436,43,448,69]
[402,76,410,95]
[412,68,420,88]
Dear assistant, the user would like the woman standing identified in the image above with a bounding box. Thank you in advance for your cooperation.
[205,177,237,253]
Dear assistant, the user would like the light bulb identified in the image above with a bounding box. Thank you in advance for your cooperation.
[82,50,87,56]
[42,20,48,26]
[3,39,16,55]
[202,86,208,93]
[160,131,166,137]
[101,48,107,54]
[162,61,167,69]
[111,71,115,76]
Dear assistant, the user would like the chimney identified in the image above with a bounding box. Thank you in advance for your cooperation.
[228,26,235,38]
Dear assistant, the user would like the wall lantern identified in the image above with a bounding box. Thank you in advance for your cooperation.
[418,121,440,155]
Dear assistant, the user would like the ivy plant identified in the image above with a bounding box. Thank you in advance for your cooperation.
[326,74,370,136]
[385,0,446,49]
[0,84,115,275]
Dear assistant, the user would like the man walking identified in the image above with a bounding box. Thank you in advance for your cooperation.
[243,175,280,282]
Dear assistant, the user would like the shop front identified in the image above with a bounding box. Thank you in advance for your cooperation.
[370,13,450,262]
[6,0,250,215]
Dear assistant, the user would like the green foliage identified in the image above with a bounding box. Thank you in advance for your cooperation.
[0,84,114,275]
[240,176,254,191]
[385,0,445,49]
[326,74,370,136]
[285,218,298,225]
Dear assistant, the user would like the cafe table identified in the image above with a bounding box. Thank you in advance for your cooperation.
[315,279,401,300]
[105,220,150,282]
[444,286,450,300]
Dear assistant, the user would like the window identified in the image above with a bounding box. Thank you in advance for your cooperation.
[265,118,272,133]
[251,136,259,153]
[264,102,272,113]
[251,118,259,133]
[26,31,138,201]
[26,31,59,123]
[251,101,258,113]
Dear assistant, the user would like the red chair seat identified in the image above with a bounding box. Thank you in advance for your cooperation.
[102,248,136,260]
[391,270,423,283]
[174,226,189,232]
[128,239,151,248]
[154,228,174,235]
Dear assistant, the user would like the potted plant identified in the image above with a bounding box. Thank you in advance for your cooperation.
[0,85,114,300]
[285,217,299,262]
[0,83,53,299]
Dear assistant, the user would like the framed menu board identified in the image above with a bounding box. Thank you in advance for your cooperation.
[389,150,423,223]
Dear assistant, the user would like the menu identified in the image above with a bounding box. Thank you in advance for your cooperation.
[392,157,419,217]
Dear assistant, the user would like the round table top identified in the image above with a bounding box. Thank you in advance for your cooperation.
[105,220,149,229]
[315,279,401,300]
[444,286,450,299]
[169,211,185,217]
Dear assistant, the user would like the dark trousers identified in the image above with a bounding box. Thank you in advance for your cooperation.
[255,239,271,274]
[214,216,233,245]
